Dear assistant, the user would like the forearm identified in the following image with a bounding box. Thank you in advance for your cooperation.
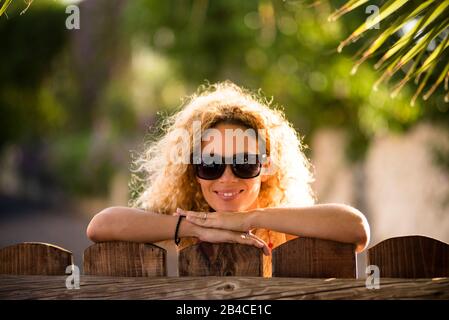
[86,206,198,243]
[249,204,370,252]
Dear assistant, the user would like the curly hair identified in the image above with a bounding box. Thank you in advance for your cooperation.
[130,81,316,276]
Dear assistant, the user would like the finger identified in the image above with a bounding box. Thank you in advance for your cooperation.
[251,237,271,256]
[247,233,267,245]
[236,233,266,252]
[186,213,221,229]
[176,208,188,216]
[261,242,271,256]
[245,233,270,256]
[186,215,211,227]
[178,209,207,221]
[184,210,203,219]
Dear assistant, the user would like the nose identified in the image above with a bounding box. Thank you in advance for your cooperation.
[217,165,238,182]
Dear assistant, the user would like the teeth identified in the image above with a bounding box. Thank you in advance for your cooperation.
[217,191,241,197]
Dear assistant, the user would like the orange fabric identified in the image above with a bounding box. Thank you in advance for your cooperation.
[254,229,292,277]
[285,234,299,241]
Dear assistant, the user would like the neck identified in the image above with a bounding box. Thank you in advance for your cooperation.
[246,197,260,212]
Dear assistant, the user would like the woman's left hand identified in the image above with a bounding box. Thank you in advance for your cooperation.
[174,208,252,232]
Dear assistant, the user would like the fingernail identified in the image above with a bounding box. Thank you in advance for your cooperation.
[176,208,182,213]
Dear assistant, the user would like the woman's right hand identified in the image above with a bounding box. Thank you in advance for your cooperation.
[193,225,271,256]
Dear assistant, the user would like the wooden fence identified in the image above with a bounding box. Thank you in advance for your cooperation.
[1,235,448,278]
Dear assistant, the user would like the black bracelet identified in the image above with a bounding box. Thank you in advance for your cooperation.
[174,215,185,246]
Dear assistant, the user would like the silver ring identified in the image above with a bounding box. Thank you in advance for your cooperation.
[240,232,250,240]
[203,212,207,221]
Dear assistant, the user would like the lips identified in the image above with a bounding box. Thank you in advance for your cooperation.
[214,189,244,201]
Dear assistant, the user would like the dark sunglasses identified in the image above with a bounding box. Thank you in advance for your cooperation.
[192,153,266,180]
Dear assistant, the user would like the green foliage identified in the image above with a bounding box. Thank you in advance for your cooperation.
[0,1,68,148]
[48,132,116,196]
[2,0,448,198]
[124,0,423,162]
[331,0,449,106]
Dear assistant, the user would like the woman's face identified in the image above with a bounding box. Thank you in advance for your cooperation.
[195,122,269,212]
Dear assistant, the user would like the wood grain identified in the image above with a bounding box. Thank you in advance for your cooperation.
[179,242,263,276]
[83,241,166,277]
[368,235,449,278]
[0,242,73,275]
[1,275,448,300]
[272,237,356,278]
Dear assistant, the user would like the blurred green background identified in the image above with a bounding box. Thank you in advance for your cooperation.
[1,0,448,274]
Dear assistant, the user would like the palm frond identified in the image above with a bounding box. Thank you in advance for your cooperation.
[423,57,449,99]
[0,0,34,17]
[328,0,370,21]
[0,0,13,16]
[20,0,33,15]
[331,0,449,105]
[337,0,409,52]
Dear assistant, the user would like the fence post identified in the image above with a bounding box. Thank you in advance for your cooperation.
[179,242,263,276]
[83,241,166,277]
[367,235,449,278]
[272,237,356,278]
[0,242,73,275]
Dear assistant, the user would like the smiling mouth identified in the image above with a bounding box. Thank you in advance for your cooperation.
[214,189,244,200]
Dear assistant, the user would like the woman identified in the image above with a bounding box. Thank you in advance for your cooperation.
[86,81,370,277]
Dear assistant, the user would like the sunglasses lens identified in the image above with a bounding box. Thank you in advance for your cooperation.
[233,154,261,178]
[195,162,225,180]
[233,163,261,178]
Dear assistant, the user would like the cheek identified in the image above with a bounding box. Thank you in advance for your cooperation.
[245,179,262,197]
[198,180,211,194]
[198,181,217,204]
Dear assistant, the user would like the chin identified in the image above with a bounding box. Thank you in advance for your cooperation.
[213,202,247,212]
[213,205,238,212]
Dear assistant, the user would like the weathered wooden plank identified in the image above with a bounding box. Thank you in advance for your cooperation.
[0,242,73,275]
[0,275,448,300]
[272,237,356,278]
[178,242,263,276]
[368,235,449,278]
[83,241,166,277]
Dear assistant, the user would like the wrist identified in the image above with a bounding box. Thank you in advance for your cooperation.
[248,208,263,230]
[178,219,200,238]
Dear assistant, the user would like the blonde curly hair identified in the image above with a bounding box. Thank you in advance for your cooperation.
[130,81,316,276]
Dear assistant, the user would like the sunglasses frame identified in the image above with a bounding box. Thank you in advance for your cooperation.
[191,152,267,180]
